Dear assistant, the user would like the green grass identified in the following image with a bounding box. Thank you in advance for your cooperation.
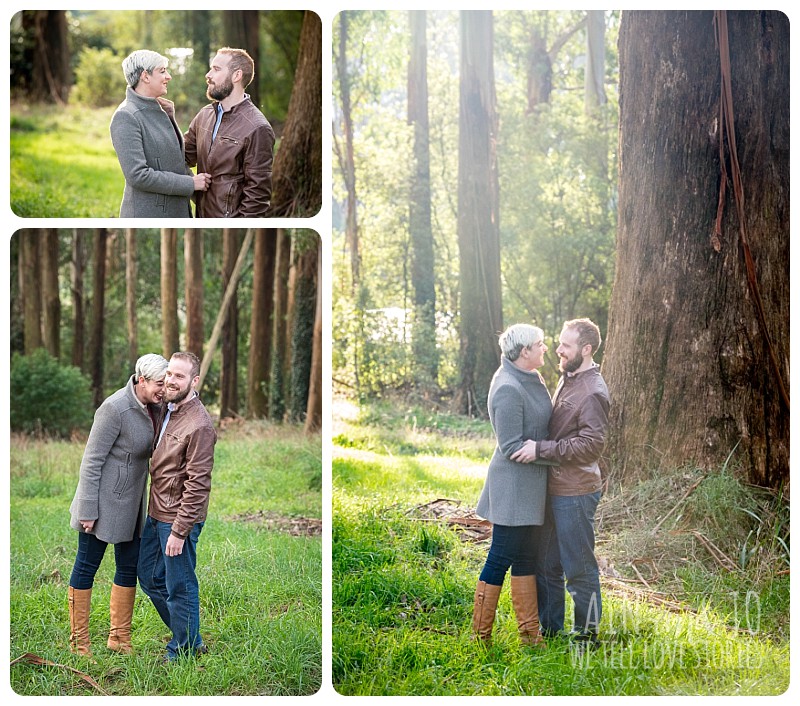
[11,103,125,218]
[332,397,790,696]
[9,422,321,696]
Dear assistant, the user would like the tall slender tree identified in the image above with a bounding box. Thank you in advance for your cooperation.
[125,229,138,370]
[71,230,86,370]
[160,229,179,358]
[220,229,241,418]
[184,229,205,358]
[247,229,278,418]
[289,233,318,422]
[304,236,322,433]
[40,231,60,359]
[454,11,503,417]
[270,229,292,421]
[89,229,108,407]
[223,10,260,107]
[407,10,438,388]
[19,230,43,354]
[335,12,361,289]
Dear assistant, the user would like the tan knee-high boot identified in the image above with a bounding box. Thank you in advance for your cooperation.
[107,584,137,654]
[510,575,545,647]
[68,586,93,656]
[472,580,503,644]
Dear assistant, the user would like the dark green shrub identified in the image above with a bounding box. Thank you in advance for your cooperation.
[10,350,94,437]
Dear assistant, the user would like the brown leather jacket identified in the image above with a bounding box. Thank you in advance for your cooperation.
[185,96,275,217]
[149,394,217,538]
[537,365,609,496]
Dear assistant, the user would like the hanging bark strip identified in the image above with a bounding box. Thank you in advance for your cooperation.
[713,11,789,412]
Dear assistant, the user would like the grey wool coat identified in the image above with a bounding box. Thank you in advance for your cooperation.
[69,376,158,544]
[109,87,195,217]
[476,356,553,526]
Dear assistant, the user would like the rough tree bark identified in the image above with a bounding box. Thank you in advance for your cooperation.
[125,229,138,370]
[603,10,789,489]
[268,11,322,217]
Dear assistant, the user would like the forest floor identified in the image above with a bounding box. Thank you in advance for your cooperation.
[332,395,789,696]
[8,421,322,696]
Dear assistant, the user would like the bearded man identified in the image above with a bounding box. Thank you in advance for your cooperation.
[137,351,217,662]
[184,47,275,217]
[511,318,610,649]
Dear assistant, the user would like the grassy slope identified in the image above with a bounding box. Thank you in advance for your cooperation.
[9,423,321,696]
[11,104,127,218]
[332,398,789,696]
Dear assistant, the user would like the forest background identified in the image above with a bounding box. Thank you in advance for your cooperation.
[331,9,790,696]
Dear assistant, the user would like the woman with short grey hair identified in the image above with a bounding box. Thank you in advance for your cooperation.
[67,354,168,657]
[110,49,211,217]
[472,323,553,647]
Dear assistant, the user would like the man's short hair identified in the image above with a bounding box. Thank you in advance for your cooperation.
[217,47,255,88]
[498,324,544,362]
[171,351,201,379]
[563,318,602,355]
[135,353,169,381]
[122,49,168,89]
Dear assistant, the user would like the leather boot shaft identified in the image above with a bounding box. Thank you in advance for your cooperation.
[510,575,545,647]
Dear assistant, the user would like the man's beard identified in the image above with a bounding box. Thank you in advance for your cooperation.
[165,384,192,405]
[559,351,583,374]
[207,76,234,102]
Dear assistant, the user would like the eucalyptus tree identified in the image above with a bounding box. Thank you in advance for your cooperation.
[603,11,789,488]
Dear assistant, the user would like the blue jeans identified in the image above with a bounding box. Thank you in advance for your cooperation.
[535,491,602,638]
[137,516,204,660]
[70,531,139,589]
[479,524,539,585]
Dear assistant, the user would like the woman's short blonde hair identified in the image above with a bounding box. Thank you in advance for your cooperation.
[498,324,544,362]
[122,49,168,88]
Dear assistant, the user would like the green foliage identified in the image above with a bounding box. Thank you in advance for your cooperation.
[10,350,94,437]
[71,47,123,107]
[9,424,321,695]
[332,397,790,696]
[333,10,620,397]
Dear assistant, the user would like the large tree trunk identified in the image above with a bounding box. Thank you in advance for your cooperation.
[247,229,277,418]
[125,229,138,370]
[40,231,60,359]
[454,11,502,417]
[223,10,260,107]
[19,230,43,354]
[89,229,108,407]
[603,10,789,489]
[336,12,361,289]
[220,229,241,418]
[304,236,322,433]
[22,10,70,104]
[160,229,180,358]
[270,229,292,421]
[269,11,322,217]
[408,10,438,388]
[184,229,204,358]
